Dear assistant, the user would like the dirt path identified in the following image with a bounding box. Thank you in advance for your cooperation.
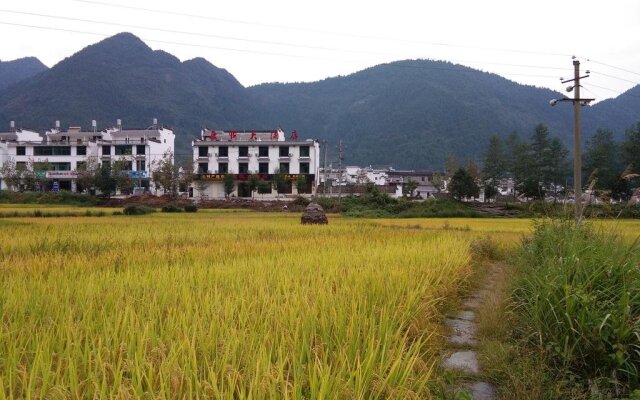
[440,262,503,399]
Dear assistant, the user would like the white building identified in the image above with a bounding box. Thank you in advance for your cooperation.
[192,128,320,199]
[0,120,174,193]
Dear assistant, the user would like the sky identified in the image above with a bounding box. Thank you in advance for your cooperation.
[1,0,639,102]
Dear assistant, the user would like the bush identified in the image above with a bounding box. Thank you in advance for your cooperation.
[161,204,183,213]
[512,220,640,395]
[184,204,198,213]
[123,205,155,215]
[292,196,311,207]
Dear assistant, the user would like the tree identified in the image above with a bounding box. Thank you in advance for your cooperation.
[0,158,21,191]
[546,138,569,201]
[95,163,116,197]
[30,159,51,191]
[112,157,134,195]
[223,173,235,198]
[432,173,443,193]
[583,129,619,194]
[483,183,499,202]
[622,122,640,187]
[511,141,533,197]
[403,178,418,197]
[247,174,260,198]
[444,153,460,178]
[295,174,308,195]
[257,180,272,197]
[449,168,479,201]
[529,123,551,187]
[75,157,100,194]
[272,169,288,198]
[152,150,179,197]
[482,135,506,186]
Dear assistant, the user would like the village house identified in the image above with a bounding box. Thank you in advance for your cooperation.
[191,128,320,199]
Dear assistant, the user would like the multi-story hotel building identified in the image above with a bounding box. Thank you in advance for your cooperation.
[0,120,174,193]
[192,128,320,199]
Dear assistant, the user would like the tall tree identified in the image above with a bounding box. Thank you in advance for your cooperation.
[444,153,460,178]
[622,122,640,187]
[0,159,21,191]
[75,157,100,194]
[546,137,570,201]
[583,129,619,193]
[223,173,235,198]
[449,168,479,201]
[151,150,179,197]
[529,123,551,187]
[482,135,506,198]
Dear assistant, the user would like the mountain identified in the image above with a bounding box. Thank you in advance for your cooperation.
[0,33,263,156]
[1,33,639,169]
[0,57,48,91]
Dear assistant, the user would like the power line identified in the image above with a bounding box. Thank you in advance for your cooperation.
[0,9,570,74]
[589,70,640,86]
[585,58,640,78]
[0,20,564,81]
[70,0,574,59]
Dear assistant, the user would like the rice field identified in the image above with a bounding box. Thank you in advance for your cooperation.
[0,209,637,398]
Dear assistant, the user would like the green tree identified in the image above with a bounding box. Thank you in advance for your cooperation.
[547,137,569,201]
[0,158,21,190]
[151,150,179,197]
[622,122,640,187]
[247,174,260,199]
[482,135,506,186]
[444,153,460,178]
[272,169,288,198]
[95,163,116,197]
[449,168,479,201]
[257,180,272,197]
[432,173,443,193]
[511,141,533,197]
[402,178,418,197]
[223,173,235,198]
[583,129,620,194]
[75,157,99,194]
[530,123,551,186]
[295,174,308,195]
[112,158,134,195]
[31,159,51,191]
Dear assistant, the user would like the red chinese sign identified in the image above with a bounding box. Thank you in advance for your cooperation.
[210,130,218,140]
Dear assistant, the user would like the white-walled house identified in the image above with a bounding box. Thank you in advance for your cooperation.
[192,128,320,199]
[0,120,174,193]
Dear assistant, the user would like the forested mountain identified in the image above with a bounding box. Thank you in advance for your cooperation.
[0,57,48,91]
[0,33,638,169]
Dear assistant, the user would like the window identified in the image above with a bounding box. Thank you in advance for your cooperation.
[238,162,249,174]
[76,146,86,156]
[136,145,146,155]
[258,146,269,157]
[34,146,71,156]
[16,146,26,156]
[279,146,289,157]
[198,162,208,173]
[136,159,146,171]
[116,161,132,171]
[102,145,111,156]
[76,161,86,170]
[218,146,228,157]
[299,162,310,174]
[198,146,208,157]
[239,146,249,157]
[50,162,71,171]
[279,162,290,174]
[115,145,132,156]
[218,162,228,173]
[299,146,310,157]
[258,162,269,174]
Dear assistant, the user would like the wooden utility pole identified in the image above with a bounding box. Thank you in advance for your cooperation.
[551,58,594,225]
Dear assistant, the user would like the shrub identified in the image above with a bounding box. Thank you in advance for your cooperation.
[123,205,155,215]
[184,204,198,213]
[512,220,640,395]
[161,204,183,213]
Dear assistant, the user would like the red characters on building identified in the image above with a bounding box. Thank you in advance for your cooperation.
[210,130,218,140]
[290,130,298,140]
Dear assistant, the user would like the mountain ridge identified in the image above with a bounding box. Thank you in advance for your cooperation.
[0,33,638,169]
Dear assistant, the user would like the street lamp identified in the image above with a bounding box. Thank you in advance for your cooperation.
[549,59,594,225]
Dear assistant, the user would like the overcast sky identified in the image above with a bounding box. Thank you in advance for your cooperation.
[1,0,639,101]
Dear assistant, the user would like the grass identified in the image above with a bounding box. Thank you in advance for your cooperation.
[0,211,481,398]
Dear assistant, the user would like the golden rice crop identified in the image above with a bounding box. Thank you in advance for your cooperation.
[0,211,500,398]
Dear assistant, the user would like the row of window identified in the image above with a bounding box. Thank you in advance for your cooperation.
[15,145,147,157]
[13,159,147,172]
[198,162,310,174]
[198,145,310,158]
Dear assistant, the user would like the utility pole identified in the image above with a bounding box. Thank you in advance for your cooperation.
[549,58,594,225]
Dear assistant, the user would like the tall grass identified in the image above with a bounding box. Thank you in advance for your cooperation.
[0,212,474,398]
[512,220,640,396]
